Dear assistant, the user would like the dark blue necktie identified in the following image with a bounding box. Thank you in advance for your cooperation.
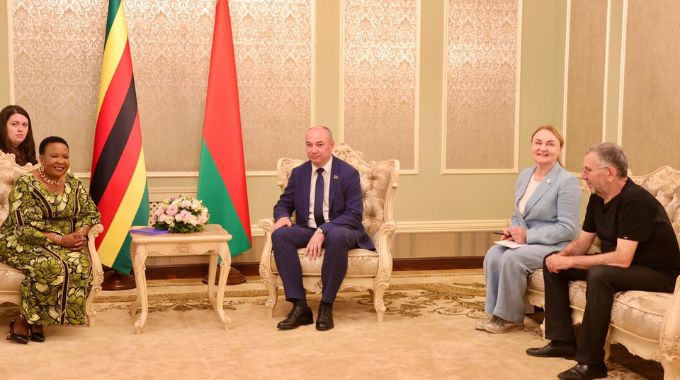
[314,168,325,227]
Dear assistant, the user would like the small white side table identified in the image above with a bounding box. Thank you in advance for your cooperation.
[128,224,232,333]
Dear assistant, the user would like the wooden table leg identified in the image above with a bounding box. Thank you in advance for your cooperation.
[214,243,232,329]
[131,245,149,334]
[207,254,219,303]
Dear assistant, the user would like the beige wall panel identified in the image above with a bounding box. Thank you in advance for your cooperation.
[445,0,519,170]
[342,0,417,168]
[232,0,312,170]
[622,0,680,173]
[0,2,9,106]
[564,0,606,171]
[11,1,106,173]
[9,0,311,173]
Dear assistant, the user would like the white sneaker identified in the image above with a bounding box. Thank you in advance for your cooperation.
[483,315,524,334]
[475,314,493,331]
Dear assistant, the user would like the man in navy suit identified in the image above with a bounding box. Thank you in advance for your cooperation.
[271,126,374,331]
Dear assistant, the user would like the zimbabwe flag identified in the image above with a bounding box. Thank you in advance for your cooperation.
[90,0,149,274]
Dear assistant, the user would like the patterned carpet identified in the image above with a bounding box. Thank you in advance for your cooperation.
[93,279,489,319]
[0,272,662,379]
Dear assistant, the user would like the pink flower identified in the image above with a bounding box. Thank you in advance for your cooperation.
[166,204,179,216]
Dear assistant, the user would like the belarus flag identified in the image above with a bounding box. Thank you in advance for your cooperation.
[197,0,252,256]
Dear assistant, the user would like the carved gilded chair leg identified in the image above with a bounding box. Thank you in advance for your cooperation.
[373,285,388,322]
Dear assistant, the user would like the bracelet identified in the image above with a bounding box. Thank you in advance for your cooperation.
[54,234,63,244]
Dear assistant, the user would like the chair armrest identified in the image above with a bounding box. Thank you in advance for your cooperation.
[660,275,680,363]
[259,218,274,235]
[374,221,397,252]
[258,219,275,271]
[86,224,105,288]
[84,224,105,326]
[370,221,396,286]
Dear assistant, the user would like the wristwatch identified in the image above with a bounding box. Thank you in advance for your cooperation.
[315,228,324,235]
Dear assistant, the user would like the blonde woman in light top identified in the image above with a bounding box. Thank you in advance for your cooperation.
[478,126,582,333]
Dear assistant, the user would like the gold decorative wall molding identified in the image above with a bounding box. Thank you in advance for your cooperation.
[249,219,508,237]
[601,0,613,143]
[74,171,278,179]
[395,219,508,233]
[616,0,627,147]
[5,0,15,104]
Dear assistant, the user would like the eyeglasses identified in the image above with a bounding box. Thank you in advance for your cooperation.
[582,166,609,175]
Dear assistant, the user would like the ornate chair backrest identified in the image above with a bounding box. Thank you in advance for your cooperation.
[276,143,399,238]
[630,165,680,243]
[0,152,35,225]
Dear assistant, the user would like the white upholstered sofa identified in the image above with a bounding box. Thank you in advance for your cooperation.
[525,166,680,379]
[259,143,399,321]
[0,151,105,326]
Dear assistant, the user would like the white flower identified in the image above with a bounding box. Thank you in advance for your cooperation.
[152,195,210,233]
[187,215,198,226]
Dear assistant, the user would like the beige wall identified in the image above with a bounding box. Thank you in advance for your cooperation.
[2,0,623,263]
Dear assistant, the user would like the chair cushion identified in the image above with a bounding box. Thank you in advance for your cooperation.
[270,248,379,277]
[609,290,671,342]
[0,262,24,289]
[528,269,670,342]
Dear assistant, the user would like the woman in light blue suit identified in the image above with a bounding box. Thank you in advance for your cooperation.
[479,126,582,333]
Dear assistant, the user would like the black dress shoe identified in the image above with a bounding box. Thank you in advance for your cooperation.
[526,342,576,358]
[29,326,46,342]
[316,302,334,331]
[6,320,29,344]
[557,363,607,379]
[277,305,313,330]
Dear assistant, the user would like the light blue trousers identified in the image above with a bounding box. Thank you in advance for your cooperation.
[483,244,559,323]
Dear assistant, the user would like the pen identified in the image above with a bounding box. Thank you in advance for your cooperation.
[492,231,510,237]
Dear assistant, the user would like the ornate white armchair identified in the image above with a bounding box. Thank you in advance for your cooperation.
[259,143,399,321]
[0,151,104,326]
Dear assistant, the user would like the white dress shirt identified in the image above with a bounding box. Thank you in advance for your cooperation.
[308,157,332,228]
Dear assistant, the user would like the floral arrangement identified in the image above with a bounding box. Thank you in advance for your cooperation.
[151,195,210,233]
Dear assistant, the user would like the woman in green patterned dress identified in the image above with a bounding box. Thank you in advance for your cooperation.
[0,136,100,344]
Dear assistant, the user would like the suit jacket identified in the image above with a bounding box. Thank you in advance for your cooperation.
[511,162,582,248]
[273,156,374,250]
